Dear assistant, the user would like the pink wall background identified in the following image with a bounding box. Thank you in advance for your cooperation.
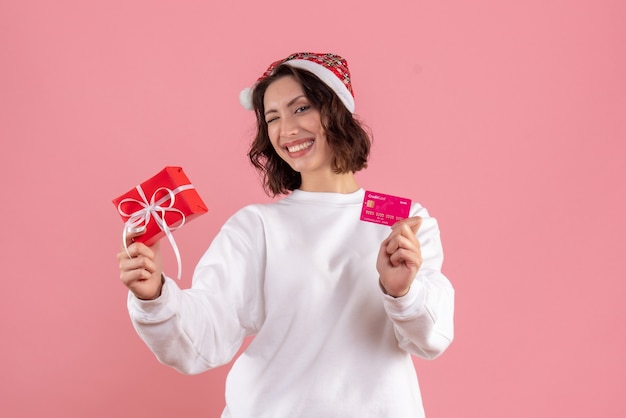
[1,0,624,417]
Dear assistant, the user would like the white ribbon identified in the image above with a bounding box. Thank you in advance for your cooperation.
[117,183,195,280]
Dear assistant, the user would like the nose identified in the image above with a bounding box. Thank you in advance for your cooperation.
[279,114,299,137]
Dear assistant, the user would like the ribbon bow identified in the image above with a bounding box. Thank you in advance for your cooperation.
[117,183,195,280]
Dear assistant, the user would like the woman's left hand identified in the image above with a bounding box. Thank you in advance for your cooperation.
[376,216,423,297]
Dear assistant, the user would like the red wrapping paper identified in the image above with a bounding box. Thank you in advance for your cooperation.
[112,166,208,246]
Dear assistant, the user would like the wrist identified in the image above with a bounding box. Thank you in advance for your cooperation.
[379,278,410,298]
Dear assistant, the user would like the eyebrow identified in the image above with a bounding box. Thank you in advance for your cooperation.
[264,95,307,117]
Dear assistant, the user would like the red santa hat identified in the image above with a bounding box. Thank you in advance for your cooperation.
[239,52,355,113]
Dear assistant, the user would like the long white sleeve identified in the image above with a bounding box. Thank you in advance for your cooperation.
[128,207,267,374]
[381,206,455,359]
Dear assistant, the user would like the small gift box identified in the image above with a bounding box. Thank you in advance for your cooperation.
[113,166,208,278]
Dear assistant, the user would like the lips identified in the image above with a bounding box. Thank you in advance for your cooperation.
[286,140,314,153]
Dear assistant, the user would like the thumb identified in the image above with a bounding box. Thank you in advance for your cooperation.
[393,216,422,234]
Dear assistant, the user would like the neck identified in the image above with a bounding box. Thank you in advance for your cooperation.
[299,171,360,194]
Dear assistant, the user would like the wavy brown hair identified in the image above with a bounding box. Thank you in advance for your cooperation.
[248,65,372,196]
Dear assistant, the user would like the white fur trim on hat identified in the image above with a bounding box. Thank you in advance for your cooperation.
[283,59,355,113]
[239,56,355,113]
[239,87,254,111]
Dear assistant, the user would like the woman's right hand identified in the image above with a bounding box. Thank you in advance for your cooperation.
[117,228,164,300]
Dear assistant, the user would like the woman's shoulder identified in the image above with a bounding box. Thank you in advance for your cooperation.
[223,198,288,226]
[410,200,428,217]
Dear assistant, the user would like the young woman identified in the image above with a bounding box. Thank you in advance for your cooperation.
[118,52,454,418]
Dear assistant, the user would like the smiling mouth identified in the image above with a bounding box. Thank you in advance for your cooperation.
[286,141,314,153]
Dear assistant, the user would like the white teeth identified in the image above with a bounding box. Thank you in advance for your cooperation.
[287,141,313,153]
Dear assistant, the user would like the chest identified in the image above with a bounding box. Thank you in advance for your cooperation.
[261,207,389,308]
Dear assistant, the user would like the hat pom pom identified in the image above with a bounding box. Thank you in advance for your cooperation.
[239,87,254,110]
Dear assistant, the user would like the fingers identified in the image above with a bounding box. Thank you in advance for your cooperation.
[376,238,421,297]
[118,253,156,287]
[381,216,422,268]
[117,238,163,300]
[118,239,154,261]
[391,216,422,234]
[384,239,421,268]
[118,247,157,275]
[389,246,421,269]
[384,219,421,254]
[384,233,419,256]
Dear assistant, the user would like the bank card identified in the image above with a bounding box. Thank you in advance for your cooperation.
[360,190,411,226]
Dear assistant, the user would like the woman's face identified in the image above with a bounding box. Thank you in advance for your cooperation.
[263,76,333,176]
